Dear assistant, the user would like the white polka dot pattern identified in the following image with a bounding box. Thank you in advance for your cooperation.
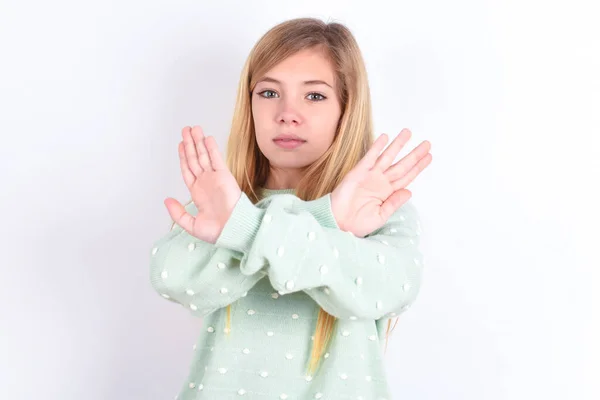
[149,192,423,400]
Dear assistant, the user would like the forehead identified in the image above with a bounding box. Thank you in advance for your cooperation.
[262,48,335,85]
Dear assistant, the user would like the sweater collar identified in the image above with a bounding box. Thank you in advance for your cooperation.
[258,187,296,198]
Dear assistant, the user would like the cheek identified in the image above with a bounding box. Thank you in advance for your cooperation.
[251,99,276,153]
[310,107,341,143]
[251,99,275,129]
[251,98,260,124]
[251,100,267,135]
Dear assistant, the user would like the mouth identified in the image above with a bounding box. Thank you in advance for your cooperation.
[273,135,306,149]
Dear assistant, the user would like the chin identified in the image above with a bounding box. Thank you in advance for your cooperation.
[267,153,314,170]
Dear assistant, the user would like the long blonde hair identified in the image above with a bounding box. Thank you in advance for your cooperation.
[224,17,399,375]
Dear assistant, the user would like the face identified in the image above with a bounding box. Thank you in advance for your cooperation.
[251,48,342,188]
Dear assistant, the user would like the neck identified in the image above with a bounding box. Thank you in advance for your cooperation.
[264,167,305,190]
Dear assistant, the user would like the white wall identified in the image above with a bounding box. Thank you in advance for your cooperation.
[1,0,598,399]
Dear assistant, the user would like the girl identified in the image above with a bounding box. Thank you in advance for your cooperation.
[150,17,432,400]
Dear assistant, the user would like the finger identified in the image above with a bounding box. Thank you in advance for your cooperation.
[178,142,196,188]
[355,134,389,171]
[391,152,432,190]
[205,136,227,171]
[379,189,412,222]
[164,197,196,235]
[183,127,203,176]
[373,129,412,171]
[384,140,431,181]
[190,126,212,171]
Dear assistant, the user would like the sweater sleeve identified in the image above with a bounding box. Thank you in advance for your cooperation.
[149,202,267,317]
[215,193,424,321]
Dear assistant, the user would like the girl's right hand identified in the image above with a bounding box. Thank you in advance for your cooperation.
[164,126,242,244]
[330,129,432,237]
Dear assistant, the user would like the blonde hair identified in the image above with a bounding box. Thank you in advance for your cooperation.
[175,17,400,375]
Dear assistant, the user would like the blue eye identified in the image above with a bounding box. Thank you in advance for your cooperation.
[307,93,326,101]
[258,90,278,98]
[256,90,326,101]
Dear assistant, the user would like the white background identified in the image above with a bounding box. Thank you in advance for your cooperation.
[1,0,598,399]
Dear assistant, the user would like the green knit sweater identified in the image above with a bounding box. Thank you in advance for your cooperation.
[150,188,424,400]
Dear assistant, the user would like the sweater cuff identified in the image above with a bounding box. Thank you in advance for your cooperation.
[303,194,341,230]
[216,192,265,254]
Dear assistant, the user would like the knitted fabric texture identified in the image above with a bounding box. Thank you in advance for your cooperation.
[150,189,424,399]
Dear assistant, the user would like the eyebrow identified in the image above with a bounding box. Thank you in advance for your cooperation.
[258,76,333,89]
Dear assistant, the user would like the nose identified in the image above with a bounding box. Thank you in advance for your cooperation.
[276,100,302,126]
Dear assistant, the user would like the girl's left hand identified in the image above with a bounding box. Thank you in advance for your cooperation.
[331,129,432,238]
[164,126,242,244]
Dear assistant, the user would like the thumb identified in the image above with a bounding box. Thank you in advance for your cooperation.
[164,198,195,234]
[379,189,412,222]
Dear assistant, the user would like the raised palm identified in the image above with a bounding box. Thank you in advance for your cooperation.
[164,126,241,244]
[331,129,432,237]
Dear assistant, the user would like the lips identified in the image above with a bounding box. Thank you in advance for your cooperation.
[273,135,306,149]
[274,134,306,142]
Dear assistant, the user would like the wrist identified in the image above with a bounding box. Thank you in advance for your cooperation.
[303,193,342,230]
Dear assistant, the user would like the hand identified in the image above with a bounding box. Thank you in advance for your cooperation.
[331,129,432,237]
[164,126,242,244]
